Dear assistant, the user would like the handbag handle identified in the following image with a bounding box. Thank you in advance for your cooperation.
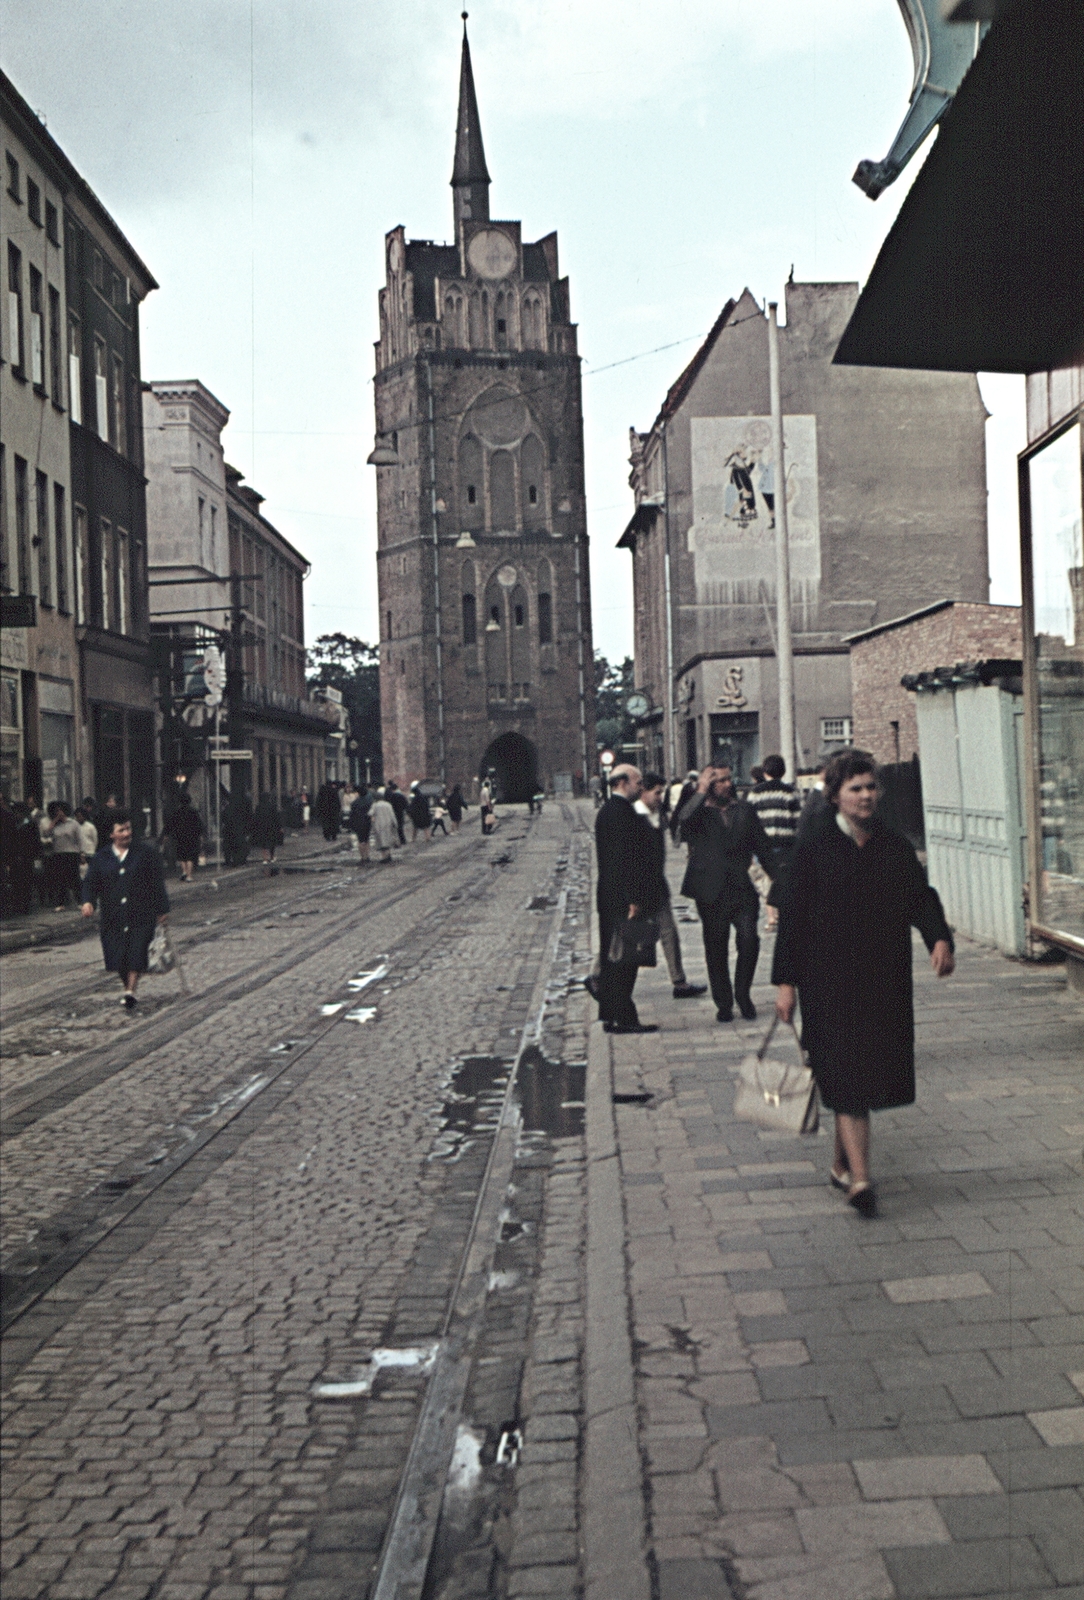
[756,1015,806,1063]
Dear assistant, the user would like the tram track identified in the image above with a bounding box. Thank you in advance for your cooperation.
[0,829,506,1139]
[0,818,546,1376]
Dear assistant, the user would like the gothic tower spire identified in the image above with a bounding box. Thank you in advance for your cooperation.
[451,14,490,228]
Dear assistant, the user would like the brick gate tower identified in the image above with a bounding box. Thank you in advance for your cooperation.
[371,22,595,800]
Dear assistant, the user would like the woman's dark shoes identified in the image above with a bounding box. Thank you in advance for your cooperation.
[672,983,707,999]
[606,1021,659,1034]
[584,974,601,1000]
[738,999,758,1021]
[121,992,137,1010]
[716,1008,734,1023]
[829,1165,851,1193]
[847,1182,877,1218]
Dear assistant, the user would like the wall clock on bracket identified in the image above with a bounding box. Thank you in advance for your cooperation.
[467,229,517,281]
[626,693,649,719]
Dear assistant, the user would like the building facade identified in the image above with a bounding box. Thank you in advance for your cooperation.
[621,283,990,780]
[371,27,594,800]
[2,71,156,823]
[848,599,1022,765]
[143,380,334,829]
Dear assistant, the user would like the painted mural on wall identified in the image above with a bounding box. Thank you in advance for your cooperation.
[689,416,821,608]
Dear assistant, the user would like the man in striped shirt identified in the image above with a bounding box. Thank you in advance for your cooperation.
[749,754,802,930]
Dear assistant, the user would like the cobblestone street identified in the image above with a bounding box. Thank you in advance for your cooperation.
[1,807,595,1600]
[2,807,1083,1600]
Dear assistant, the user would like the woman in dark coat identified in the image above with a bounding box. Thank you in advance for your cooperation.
[81,810,170,1007]
[163,791,203,881]
[407,786,431,842]
[772,750,954,1217]
[251,794,284,873]
[446,784,466,831]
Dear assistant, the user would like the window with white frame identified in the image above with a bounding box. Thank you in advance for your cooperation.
[820,716,852,744]
[68,314,82,423]
[94,338,108,440]
[29,267,44,387]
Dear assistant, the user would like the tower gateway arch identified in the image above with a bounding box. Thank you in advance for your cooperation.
[370,21,595,797]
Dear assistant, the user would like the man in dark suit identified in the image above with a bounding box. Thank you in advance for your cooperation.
[595,764,660,1035]
[678,765,777,1022]
[82,809,170,1008]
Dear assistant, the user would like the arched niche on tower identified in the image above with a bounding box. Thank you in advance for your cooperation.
[522,290,546,351]
[537,557,556,672]
[521,434,546,530]
[443,288,465,348]
[509,582,531,698]
[459,435,484,531]
[490,451,515,533]
[483,573,506,701]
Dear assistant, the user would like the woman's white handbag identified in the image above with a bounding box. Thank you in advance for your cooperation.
[147,926,174,973]
[734,1016,819,1135]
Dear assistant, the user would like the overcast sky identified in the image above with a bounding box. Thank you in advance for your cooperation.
[1,0,1024,664]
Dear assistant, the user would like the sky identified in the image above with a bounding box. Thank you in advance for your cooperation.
[0,0,1025,666]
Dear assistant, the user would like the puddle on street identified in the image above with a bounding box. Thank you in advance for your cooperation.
[516,1044,585,1139]
[429,1046,585,1161]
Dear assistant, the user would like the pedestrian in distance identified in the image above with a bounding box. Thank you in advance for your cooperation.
[81,809,170,1008]
[795,757,830,845]
[5,801,40,913]
[162,789,203,882]
[446,784,466,832]
[677,764,778,1022]
[251,793,284,874]
[636,773,706,1001]
[407,782,431,841]
[749,753,803,929]
[431,795,449,836]
[384,781,409,845]
[772,749,955,1218]
[594,763,661,1035]
[44,802,84,909]
[480,778,496,834]
[348,787,374,864]
[669,771,700,843]
[75,805,98,860]
[369,790,398,862]
[314,781,341,842]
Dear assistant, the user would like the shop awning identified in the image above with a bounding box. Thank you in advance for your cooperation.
[834,0,1084,374]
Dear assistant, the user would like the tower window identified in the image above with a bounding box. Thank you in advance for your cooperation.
[528,484,538,504]
[497,319,506,334]
[386,609,392,637]
[514,604,524,627]
[467,484,476,504]
[462,592,477,645]
[538,591,552,644]
[490,604,500,626]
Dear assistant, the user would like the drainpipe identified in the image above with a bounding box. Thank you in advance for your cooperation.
[661,422,676,778]
[424,356,447,785]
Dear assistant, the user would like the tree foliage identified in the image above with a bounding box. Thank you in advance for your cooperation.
[594,651,637,752]
[306,633,382,783]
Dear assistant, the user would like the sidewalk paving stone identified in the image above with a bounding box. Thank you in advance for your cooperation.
[603,841,1084,1598]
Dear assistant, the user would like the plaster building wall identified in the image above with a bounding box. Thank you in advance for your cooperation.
[1,84,80,807]
[2,70,156,822]
[623,281,990,777]
[372,31,594,798]
[848,600,1022,764]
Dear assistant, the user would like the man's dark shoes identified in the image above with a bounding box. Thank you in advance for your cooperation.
[584,973,601,1000]
[606,1021,659,1034]
[738,999,757,1021]
[672,983,707,999]
[716,1008,733,1023]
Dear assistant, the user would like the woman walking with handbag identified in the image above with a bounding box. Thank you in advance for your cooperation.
[772,749,955,1217]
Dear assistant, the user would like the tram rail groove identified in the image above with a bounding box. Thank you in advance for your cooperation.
[369,883,571,1600]
[0,832,502,1139]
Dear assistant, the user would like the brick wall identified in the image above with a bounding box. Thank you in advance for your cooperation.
[850,602,1022,763]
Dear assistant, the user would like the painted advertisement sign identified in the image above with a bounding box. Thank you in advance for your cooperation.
[689,415,821,607]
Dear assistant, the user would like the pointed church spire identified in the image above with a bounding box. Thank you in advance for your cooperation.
[451,14,490,228]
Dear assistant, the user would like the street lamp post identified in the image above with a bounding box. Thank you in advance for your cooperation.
[768,302,798,779]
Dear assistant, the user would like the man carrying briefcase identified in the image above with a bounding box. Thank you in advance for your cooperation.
[594,764,660,1035]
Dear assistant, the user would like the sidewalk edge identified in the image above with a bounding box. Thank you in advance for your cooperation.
[584,1012,651,1600]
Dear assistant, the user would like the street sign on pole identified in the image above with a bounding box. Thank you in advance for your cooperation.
[600,750,615,768]
[208,749,253,760]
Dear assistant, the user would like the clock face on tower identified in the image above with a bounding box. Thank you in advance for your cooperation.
[467,229,517,281]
